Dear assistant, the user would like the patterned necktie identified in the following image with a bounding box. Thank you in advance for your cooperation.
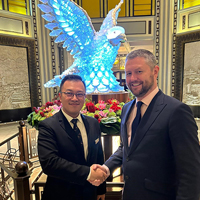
[71,119,83,146]
[131,101,143,143]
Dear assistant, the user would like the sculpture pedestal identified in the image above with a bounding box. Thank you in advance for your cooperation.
[86,91,129,104]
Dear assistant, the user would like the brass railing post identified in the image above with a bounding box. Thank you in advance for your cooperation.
[14,161,32,200]
[0,161,32,200]
[18,120,29,163]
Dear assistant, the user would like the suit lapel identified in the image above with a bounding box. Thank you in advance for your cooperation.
[129,91,166,154]
[58,110,85,159]
[122,99,136,155]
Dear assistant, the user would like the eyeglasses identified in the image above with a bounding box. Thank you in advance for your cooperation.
[60,92,85,99]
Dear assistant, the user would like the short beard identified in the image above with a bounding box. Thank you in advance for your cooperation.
[128,75,154,98]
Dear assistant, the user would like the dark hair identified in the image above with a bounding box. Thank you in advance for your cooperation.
[60,75,86,91]
[125,49,157,70]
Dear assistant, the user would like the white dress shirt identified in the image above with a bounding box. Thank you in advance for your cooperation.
[126,87,159,146]
[61,109,88,160]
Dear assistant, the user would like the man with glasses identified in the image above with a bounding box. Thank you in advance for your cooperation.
[38,75,106,200]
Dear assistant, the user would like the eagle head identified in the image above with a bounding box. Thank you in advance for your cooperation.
[106,26,126,46]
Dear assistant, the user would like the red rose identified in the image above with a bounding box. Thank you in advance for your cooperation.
[107,99,113,104]
[86,102,96,113]
[54,100,62,106]
[110,102,121,112]
[45,101,54,107]
[40,112,45,117]
[107,99,119,105]
[94,114,99,119]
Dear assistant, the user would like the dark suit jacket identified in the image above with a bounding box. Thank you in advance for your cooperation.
[105,90,200,200]
[38,110,106,200]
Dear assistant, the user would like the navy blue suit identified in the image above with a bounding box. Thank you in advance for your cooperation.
[38,110,106,200]
[105,90,200,200]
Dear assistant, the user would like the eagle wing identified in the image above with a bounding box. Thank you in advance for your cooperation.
[38,0,96,58]
[99,0,123,32]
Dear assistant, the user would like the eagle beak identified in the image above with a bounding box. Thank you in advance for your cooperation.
[120,34,127,43]
[108,33,127,46]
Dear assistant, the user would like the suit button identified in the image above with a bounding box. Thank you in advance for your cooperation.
[125,175,129,180]
[126,157,129,162]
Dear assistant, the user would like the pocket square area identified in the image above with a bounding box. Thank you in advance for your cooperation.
[95,138,99,144]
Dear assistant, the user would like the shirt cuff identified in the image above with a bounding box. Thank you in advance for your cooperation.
[87,168,91,180]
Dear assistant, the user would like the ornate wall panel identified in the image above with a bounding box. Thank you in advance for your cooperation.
[171,0,178,97]
[155,0,160,65]
[156,0,174,95]
[0,35,38,122]
[175,31,200,117]
[32,0,42,106]
[50,37,58,97]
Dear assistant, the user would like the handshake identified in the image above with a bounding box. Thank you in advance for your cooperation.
[88,164,110,186]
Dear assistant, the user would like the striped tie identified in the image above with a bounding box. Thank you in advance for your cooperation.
[71,119,83,146]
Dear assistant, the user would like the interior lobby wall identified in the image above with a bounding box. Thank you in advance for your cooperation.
[0,0,200,106]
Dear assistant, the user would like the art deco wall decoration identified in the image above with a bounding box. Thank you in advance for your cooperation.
[175,31,200,117]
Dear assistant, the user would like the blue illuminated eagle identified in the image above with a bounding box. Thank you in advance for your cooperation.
[38,0,126,93]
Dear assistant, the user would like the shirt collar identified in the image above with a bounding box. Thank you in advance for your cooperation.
[136,86,159,106]
[61,108,83,123]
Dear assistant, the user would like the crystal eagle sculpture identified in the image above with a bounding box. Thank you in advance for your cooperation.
[38,0,126,93]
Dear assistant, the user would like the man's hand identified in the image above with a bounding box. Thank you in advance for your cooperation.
[88,164,109,186]
[97,194,105,200]
[89,164,106,181]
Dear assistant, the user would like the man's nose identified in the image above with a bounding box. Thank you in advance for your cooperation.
[130,74,137,81]
[71,94,78,100]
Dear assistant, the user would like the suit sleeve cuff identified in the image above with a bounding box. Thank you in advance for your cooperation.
[103,164,110,176]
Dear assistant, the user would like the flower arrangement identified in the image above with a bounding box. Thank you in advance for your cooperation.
[81,99,125,135]
[27,100,62,130]
[27,98,125,135]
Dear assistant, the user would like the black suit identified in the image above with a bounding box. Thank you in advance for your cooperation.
[38,110,106,200]
[105,90,200,200]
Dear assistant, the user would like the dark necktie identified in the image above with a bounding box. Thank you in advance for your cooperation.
[71,119,83,146]
[131,101,143,143]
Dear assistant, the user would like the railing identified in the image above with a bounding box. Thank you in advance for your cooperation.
[0,124,20,199]
[0,121,40,200]
[0,132,19,154]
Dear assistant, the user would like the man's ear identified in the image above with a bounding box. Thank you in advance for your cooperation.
[154,65,159,77]
[58,92,61,99]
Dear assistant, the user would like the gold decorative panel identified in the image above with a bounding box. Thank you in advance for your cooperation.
[76,0,155,18]
[179,0,200,10]
[82,0,100,18]
[0,0,30,15]
[134,0,152,16]
[108,0,125,17]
